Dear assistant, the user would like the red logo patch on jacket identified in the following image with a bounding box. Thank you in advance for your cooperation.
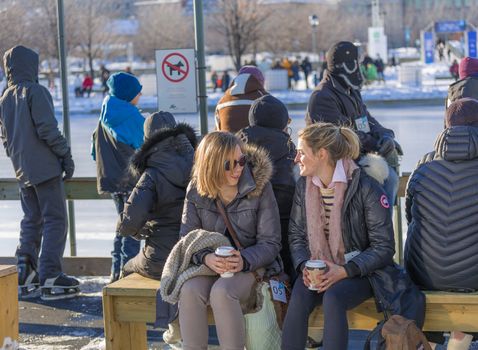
[380,194,390,209]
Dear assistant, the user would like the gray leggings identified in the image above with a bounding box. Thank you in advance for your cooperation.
[178,272,256,350]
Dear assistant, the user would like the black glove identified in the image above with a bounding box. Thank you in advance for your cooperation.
[61,153,75,180]
[394,140,403,156]
[377,136,395,157]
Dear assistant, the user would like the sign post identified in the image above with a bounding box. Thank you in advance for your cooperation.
[155,49,197,114]
[421,31,434,64]
[465,31,477,58]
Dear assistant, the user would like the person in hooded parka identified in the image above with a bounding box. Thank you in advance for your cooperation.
[117,112,197,279]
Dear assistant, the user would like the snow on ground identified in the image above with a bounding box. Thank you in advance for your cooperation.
[43,62,454,115]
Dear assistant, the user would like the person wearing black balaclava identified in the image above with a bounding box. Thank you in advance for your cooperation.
[306,41,402,209]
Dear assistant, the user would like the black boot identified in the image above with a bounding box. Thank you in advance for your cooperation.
[41,273,80,301]
[17,255,40,298]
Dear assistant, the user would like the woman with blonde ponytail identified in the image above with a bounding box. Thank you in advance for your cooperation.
[281,123,397,350]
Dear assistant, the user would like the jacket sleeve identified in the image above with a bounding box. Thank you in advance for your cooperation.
[405,154,431,224]
[117,171,156,238]
[405,171,418,225]
[240,182,282,271]
[288,178,310,273]
[0,108,7,156]
[179,184,203,237]
[29,85,70,158]
[366,108,395,140]
[306,90,351,126]
[352,179,395,276]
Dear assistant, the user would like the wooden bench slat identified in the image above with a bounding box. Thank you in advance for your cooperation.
[103,273,478,349]
[0,265,16,278]
[105,273,160,297]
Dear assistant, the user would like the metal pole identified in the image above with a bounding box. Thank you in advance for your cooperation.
[56,0,77,256]
[311,28,317,62]
[193,0,208,136]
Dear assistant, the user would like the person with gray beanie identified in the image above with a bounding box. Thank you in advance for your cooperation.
[405,98,478,292]
[238,94,297,279]
[117,112,197,279]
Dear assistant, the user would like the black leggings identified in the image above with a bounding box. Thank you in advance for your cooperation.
[281,275,373,350]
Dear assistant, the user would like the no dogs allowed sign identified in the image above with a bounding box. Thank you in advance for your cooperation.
[155,49,197,113]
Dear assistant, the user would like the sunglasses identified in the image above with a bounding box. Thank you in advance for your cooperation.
[224,154,247,171]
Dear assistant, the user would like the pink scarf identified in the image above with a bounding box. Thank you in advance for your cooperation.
[305,158,358,265]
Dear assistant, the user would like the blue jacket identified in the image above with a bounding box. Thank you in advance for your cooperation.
[92,95,145,193]
[100,95,144,149]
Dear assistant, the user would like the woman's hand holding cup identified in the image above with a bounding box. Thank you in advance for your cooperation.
[316,260,347,292]
[225,250,244,273]
[205,253,227,275]
[211,246,236,278]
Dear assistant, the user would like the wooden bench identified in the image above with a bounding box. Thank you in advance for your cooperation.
[0,265,18,348]
[103,273,478,350]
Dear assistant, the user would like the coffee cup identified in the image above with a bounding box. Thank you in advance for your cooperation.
[215,246,234,278]
[305,260,327,290]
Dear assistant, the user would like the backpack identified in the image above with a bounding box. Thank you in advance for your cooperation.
[364,315,432,350]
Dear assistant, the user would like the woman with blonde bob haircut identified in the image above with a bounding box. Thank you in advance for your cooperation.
[179,131,281,350]
[282,123,396,350]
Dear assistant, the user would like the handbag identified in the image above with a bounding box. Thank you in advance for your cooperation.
[244,282,281,350]
[215,200,290,329]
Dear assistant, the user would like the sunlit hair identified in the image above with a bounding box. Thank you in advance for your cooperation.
[298,122,360,163]
[191,131,244,198]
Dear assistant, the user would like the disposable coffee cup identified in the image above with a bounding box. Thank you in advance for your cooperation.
[215,246,234,278]
[305,260,327,291]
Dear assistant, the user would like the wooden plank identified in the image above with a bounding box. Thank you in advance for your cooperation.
[0,178,110,201]
[128,322,147,349]
[0,265,16,278]
[0,272,19,346]
[114,296,156,323]
[398,172,410,198]
[0,257,111,276]
[105,273,160,298]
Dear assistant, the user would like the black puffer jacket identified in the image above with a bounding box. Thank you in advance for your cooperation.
[306,70,394,153]
[238,125,296,277]
[117,123,197,277]
[289,169,425,325]
[405,126,478,291]
[239,127,296,188]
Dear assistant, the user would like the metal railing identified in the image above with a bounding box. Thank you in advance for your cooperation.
[0,174,410,264]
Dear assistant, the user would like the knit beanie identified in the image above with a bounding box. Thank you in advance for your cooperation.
[458,57,478,80]
[248,94,289,130]
[238,65,265,86]
[144,111,177,140]
[445,97,478,128]
[107,72,142,102]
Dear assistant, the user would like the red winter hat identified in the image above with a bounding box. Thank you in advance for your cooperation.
[459,57,478,79]
[445,97,478,128]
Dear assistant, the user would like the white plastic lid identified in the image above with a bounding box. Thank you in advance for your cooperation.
[215,246,234,256]
[305,259,326,269]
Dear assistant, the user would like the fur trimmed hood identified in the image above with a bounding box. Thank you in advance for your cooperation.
[239,143,274,198]
[128,123,197,188]
[129,123,197,177]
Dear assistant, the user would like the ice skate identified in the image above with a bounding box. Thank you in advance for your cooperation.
[17,255,40,299]
[40,273,80,301]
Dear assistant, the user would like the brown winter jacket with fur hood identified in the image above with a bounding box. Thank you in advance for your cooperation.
[215,74,267,133]
[180,144,282,276]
